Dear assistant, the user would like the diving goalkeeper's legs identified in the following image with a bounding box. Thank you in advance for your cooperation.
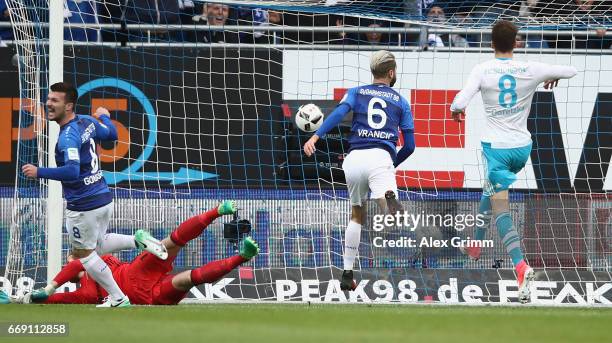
[162,200,237,257]
[153,237,259,305]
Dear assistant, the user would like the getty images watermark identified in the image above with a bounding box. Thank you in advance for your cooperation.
[371,211,494,249]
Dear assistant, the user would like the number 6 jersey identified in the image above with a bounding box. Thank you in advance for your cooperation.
[450,58,577,148]
[340,83,414,160]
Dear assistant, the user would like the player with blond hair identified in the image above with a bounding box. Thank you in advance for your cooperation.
[303,50,416,290]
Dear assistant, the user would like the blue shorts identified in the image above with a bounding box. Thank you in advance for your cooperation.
[482,142,532,194]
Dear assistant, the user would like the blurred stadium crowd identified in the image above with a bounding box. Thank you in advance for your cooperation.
[0,0,611,49]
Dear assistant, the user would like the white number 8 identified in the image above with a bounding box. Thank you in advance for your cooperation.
[367,97,387,129]
[89,138,99,174]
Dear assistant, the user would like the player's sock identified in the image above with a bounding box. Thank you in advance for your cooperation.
[80,251,127,302]
[97,233,136,254]
[170,208,220,246]
[516,259,529,275]
[474,194,491,241]
[495,212,524,266]
[190,255,246,285]
[343,221,361,271]
[51,259,85,290]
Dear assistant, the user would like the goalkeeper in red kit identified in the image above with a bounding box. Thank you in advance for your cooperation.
[1,201,259,305]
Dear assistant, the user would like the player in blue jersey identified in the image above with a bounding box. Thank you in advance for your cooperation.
[303,50,416,290]
[21,82,167,307]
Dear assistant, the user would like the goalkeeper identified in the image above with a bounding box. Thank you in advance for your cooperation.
[1,201,259,305]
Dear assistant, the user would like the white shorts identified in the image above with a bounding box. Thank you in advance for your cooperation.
[342,148,397,206]
[65,202,114,250]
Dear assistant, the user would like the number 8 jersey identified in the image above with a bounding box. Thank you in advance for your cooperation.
[55,115,114,211]
[341,83,414,160]
[451,58,577,148]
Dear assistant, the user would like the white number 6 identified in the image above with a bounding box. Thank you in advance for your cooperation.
[367,97,387,129]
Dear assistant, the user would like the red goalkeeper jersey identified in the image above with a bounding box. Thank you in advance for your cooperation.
[45,253,173,305]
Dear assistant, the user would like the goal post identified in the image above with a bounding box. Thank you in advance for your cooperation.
[2,1,53,296]
[46,0,64,285]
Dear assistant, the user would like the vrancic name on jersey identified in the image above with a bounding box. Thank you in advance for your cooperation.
[356,129,394,139]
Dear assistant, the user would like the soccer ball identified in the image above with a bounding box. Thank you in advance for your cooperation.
[295,103,324,133]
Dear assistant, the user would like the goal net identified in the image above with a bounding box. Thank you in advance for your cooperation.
[1,0,610,305]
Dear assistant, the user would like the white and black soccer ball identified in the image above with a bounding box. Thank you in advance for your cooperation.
[295,103,324,133]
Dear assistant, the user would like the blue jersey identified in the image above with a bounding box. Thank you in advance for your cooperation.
[341,84,414,159]
[54,115,115,211]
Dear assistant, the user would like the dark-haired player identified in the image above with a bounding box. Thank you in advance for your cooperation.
[21,82,166,307]
[450,20,577,303]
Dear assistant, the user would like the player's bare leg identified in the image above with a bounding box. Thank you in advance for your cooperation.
[374,198,388,215]
[491,190,534,303]
[384,190,403,213]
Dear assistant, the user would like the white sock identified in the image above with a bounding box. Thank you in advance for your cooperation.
[343,221,362,271]
[97,234,136,255]
[80,251,126,302]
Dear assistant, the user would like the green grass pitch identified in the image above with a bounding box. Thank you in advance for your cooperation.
[1,304,610,343]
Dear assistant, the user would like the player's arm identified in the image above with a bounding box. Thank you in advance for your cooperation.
[52,258,86,289]
[24,274,93,305]
[532,62,578,89]
[395,99,416,168]
[43,256,119,304]
[22,129,80,181]
[303,89,355,157]
[87,107,118,141]
[450,65,482,122]
[43,281,100,304]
